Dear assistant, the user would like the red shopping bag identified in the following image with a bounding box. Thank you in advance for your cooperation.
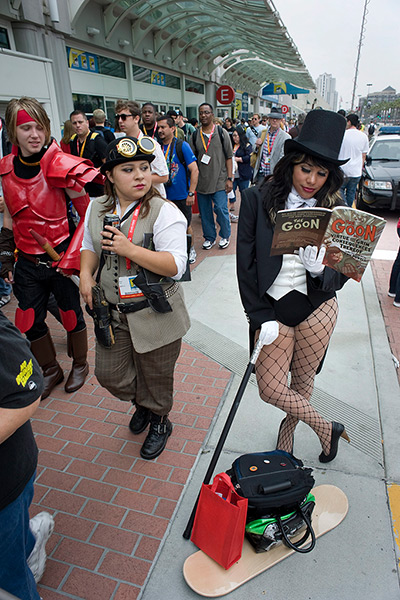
[191,472,248,569]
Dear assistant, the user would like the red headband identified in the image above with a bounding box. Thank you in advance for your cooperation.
[16,109,36,126]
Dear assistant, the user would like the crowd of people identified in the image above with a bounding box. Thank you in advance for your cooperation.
[0,95,389,598]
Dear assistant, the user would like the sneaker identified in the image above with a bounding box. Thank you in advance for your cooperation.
[202,240,216,250]
[394,301,400,308]
[0,295,10,308]
[27,512,55,583]
[219,238,230,249]
[229,213,239,222]
[388,292,396,298]
[189,247,197,264]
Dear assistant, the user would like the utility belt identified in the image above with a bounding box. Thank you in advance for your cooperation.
[109,281,179,314]
[17,239,69,268]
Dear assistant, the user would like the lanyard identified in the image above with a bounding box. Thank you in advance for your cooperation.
[116,203,141,271]
[78,133,90,157]
[163,137,176,170]
[200,124,215,154]
[143,122,157,138]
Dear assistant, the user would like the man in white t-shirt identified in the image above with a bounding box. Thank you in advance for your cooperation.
[114,99,168,197]
[338,113,369,207]
[245,113,267,151]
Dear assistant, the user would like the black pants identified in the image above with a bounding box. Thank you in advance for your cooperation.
[13,255,85,341]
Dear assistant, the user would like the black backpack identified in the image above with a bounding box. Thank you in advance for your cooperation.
[368,124,375,135]
[228,450,316,553]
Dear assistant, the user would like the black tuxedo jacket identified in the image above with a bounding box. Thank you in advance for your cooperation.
[236,185,348,337]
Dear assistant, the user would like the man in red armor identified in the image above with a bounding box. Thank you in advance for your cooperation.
[0,97,104,399]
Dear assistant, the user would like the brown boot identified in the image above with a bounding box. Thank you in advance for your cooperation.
[65,328,89,393]
[30,332,64,400]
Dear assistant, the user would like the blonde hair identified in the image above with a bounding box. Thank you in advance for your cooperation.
[5,97,51,146]
[93,109,106,124]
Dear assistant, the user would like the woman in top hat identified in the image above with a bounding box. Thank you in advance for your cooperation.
[80,136,190,460]
[237,109,350,462]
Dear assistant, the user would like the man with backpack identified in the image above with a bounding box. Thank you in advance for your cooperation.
[92,108,115,144]
[69,109,107,198]
[190,103,233,250]
[368,121,375,138]
[157,116,199,263]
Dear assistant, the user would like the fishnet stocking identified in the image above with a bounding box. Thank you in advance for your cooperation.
[256,298,338,454]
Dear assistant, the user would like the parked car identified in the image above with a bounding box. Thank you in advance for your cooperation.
[356,134,400,211]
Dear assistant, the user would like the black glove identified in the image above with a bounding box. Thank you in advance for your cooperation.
[0,227,15,279]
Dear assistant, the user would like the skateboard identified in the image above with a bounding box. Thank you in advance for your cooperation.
[183,484,348,597]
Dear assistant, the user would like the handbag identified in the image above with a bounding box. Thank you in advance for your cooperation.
[228,450,316,553]
[250,129,267,169]
[191,472,248,569]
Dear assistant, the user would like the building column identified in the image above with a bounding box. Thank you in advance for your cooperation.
[12,22,73,122]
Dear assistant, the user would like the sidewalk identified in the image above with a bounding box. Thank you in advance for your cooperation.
[2,204,400,599]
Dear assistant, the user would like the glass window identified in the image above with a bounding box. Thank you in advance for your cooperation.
[0,27,10,49]
[98,56,126,79]
[132,65,152,84]
[72,94,104,115]
[185,79,204,94]
[132,66,181,89]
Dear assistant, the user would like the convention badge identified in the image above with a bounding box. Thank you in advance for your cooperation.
[201,154,211,165]
[118,276,144,299]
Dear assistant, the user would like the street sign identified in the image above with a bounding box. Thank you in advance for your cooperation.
[281,105,289,114]
[216,85,235,105]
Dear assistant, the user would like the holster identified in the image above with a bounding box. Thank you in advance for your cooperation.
[134,268,172,314]
[85,284,115,348]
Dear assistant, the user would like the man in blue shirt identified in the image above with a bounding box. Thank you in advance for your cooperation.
[157,116,199,263]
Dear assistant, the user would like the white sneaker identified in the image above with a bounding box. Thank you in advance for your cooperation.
[27,512,55,583]
[394,301,400,308]
[229,213,239,222]
[219,238,230,249]
[388,292,396,298]
[189,247,197,264]
[202,240,216,250]
[0,295,10,308]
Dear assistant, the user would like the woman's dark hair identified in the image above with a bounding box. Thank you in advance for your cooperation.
[101,176,158,219]
[233,126,249,150]
[260,152,344,223]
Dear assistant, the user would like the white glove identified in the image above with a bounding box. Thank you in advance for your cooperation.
[259,321,279,346]
[298,245,326,276]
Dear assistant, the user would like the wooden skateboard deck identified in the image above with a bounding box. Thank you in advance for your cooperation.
[183,484,348,597]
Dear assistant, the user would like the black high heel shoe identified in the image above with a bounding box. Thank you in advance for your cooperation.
[319,421,350,463]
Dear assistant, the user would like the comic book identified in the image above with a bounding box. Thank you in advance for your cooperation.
[270,206,386,282]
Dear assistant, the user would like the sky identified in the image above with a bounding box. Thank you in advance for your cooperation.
[273,0,399,110]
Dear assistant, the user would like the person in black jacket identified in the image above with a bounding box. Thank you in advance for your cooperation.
[237,110,351,463]
[229,127,253,217]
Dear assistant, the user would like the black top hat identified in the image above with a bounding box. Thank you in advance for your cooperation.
[100,136,155,174]
[284,109,349,166]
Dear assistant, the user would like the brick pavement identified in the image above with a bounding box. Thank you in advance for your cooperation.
[3,197,399,598]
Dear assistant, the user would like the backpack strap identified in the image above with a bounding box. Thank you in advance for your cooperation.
[174,138,190,189]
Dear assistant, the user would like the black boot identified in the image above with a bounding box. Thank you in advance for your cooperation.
[30,332,64,400]
[140,414,172,460]
[129,405,151,434]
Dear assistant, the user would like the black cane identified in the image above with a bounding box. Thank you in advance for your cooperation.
[183,339,263,539]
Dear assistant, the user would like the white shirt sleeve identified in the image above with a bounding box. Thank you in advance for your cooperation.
[81,199,95,253]
[153,201,188,280]
[81,197,188,280]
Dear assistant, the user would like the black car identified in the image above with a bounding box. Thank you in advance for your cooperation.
[356,134,400,211]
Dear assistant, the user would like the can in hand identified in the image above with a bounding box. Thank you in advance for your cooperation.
[103,214,120,255]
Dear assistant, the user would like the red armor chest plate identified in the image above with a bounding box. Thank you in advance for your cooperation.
[2,163,69,254]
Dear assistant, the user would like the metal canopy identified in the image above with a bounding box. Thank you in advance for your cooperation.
[71,0,314,93]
